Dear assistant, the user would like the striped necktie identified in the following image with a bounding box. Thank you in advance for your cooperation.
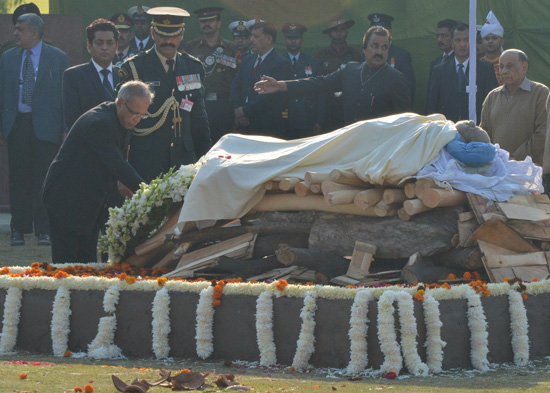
[22,50,36,104]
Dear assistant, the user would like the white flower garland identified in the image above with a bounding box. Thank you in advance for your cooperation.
[508,290,529,366]
[292,292,317,369]
[346,290,373,375]
[50,286,71,356]
[103,284,121,313]
[151,287,171,359]
[377,290,402,375]
[87,285,122,359]
[466,287,490,371]
[195,286,215,359]
[0,287,23,353]
[256,291,277,366]
[396,291,429,376]
[423,292,446,373]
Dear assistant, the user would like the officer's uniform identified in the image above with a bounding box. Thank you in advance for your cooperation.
[229,20,252,65]
[117,7,211,183]
[281,23,325,139]
[110,13,138,68]
[183,7,238,143]
[128,5,154,53]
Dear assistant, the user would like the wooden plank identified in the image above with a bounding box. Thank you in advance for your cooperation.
[497,202,550,221]
[509,194,550,205]
[466,193,499,224]
[346,241,377,280]
[477,240,518,256]
[458,218,478,247]
[458,211,475,222]
[485,253,548,269]
[512,266,550,282]
[330,275,360,286]
[481,256,497,282]
[490,267,515,282]
[470,218,540,253]
[247,266,299,281]
[508,220,550,241]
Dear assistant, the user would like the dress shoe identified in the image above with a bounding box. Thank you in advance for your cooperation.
[10,231,25,246]
[37,234,51,246]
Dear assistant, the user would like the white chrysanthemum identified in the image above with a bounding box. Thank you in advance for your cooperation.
[346,290,372,374]
[508,290,529,366]
[292,292,317,369]
[0,287,23,353]
[51,286,71,356]
[195,286,215,359]
[152,288,171,359]
[256,291,277,366]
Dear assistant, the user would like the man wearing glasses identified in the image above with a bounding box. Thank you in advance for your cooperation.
[41,81,151,264]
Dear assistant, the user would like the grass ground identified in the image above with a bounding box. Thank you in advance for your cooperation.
[0,230,52,267]
[2,354,550,393]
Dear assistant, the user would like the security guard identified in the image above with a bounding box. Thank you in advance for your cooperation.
[128,5,154,52]
[110,13,138,67]
[229,20,252,63]
[281,22,324,139]
[183,7,238,143]
[117,7,211,183]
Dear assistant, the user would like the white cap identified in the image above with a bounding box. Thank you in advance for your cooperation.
[480,11,504,38]
[246,19,264,29]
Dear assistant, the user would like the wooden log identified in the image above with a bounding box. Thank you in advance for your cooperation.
[310,183,322,194]
[304,171,331,186]
[383,189,407,205]
[397,208,411,221]
[414,178,438,199]
[243,210,335,224]
[279,177,301,191]
[373,200,398,217]
[264,180,280,190]
[470,218,540,253]
[152,241,192,269]
[324,189,361,206]
[403,198,433,216]
[433,247,483,270]
[329,169,369,186]
[294,181,311,197]
[275,245,349,279]
[353,188,384,211]
[422,188,468,208]
[401,252,466,284]
[252,194,377,216]
[309,207,463,259]
[215,255,284,278]
[123,242,175,268]
[252,232,310,258]
[404,182,416,199]
[173,225,249,246]
[244,220,312,235]
[346,241,377,279]
[321,180,365,195]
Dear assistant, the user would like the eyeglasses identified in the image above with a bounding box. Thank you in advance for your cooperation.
[124,101,148,120]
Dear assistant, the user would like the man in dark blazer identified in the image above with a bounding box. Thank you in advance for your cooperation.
[63,19,119,130]
[429,19,457,78]
[42,81,148,264]
[118,7,211,183]
[281,22,325,139]
[427,23,498,123]
[231,21,291,138]
[254,26,411,127]
[0,13,69,246]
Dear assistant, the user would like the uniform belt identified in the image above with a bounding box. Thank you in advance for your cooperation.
[205,93,229,101]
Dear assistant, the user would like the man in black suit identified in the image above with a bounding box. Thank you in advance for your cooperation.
[230,21,291,138]
[281,22,324,139]
[42,81,149,264]
[63,19,119,130]
[254,26,411,126]
[427,23,499,123]
[429,19,457,79]
[118,7,211,183]
[0,13,69,246]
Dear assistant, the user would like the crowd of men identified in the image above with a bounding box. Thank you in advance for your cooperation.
[1,3,550,264]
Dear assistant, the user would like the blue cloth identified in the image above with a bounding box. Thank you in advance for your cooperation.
[445,133,497,167]
[18,40,42,112]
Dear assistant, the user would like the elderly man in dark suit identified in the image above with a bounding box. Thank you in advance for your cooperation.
[427,23,498,123]
[63,18,119,130]
[230,21,291,138]
[0,13,69,246]
[42,81,149,264]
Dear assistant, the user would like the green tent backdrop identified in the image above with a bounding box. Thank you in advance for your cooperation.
[47,0,550,115]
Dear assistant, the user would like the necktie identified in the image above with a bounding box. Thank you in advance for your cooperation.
[22,50,35,105]
[457,63,466,92]
[139,41,144,51]
[100,69,114,99]
[166,59,175,75]
[292,57,297,70]
[252,56,262,76]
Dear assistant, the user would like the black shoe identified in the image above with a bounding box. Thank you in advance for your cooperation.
[11,231,25,246]
[37,234,51,246]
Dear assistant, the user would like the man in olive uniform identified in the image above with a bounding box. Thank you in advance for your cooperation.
[229,20,252,64]
[128,5,153,53]
[368,13,416,101]
[117,7,211,183]
[281,22,324,139]
[255,26,411,126]
[110,13,138,68]
[183,7,238,143]
[316,16,362,131]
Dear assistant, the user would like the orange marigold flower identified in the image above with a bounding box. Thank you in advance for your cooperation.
[74,387,83,392]
[472,271,480,279]
[121,262,131,270]
[522,294,528,300]
[125,276,136,285]
[181,369,190,373]
[0,267,9,275]
[276,279,288,291]
[446,273,456,280]
[54,271,69,279]
[118,273,127,281]
[413,292,424,302]
[212,299,221,307]
[84,384,94,392]
[442,282,451,290]
[503,277,510,282]
[157,277,167,287]
[463,272,472,280]
[31,262,41,269]
[64,350,72,357]
[19,373,28,379]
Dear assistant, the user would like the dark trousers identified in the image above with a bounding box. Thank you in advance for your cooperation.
[205,97,234,144]
[7,113,59,235]
[47,207,99,264]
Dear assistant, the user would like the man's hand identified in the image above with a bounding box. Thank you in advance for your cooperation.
[234,107,245,118]
[254,75,287,94]
[117,181,133,199]
[237,116,250,127]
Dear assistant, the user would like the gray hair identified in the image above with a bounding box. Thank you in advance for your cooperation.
[17,13,44,37]
[117,81,154,104]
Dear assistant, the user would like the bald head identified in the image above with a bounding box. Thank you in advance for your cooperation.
[499,49,528,92]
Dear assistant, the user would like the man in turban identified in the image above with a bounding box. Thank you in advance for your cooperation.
[480,11,505,84]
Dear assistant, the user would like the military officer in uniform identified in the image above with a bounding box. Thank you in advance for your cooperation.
[316,16,363,131]
[117,7,211,183]
[183,7,238,143]
[281,22,324,139]
[229,20,252,64]
[255,26,411,126]
[110,13,138,67]
[128,5,154,53]
[368,13,416,102]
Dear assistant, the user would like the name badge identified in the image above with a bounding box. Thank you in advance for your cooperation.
[146,81,160,86]
[180,98,194,112]
[304,66,312,76]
